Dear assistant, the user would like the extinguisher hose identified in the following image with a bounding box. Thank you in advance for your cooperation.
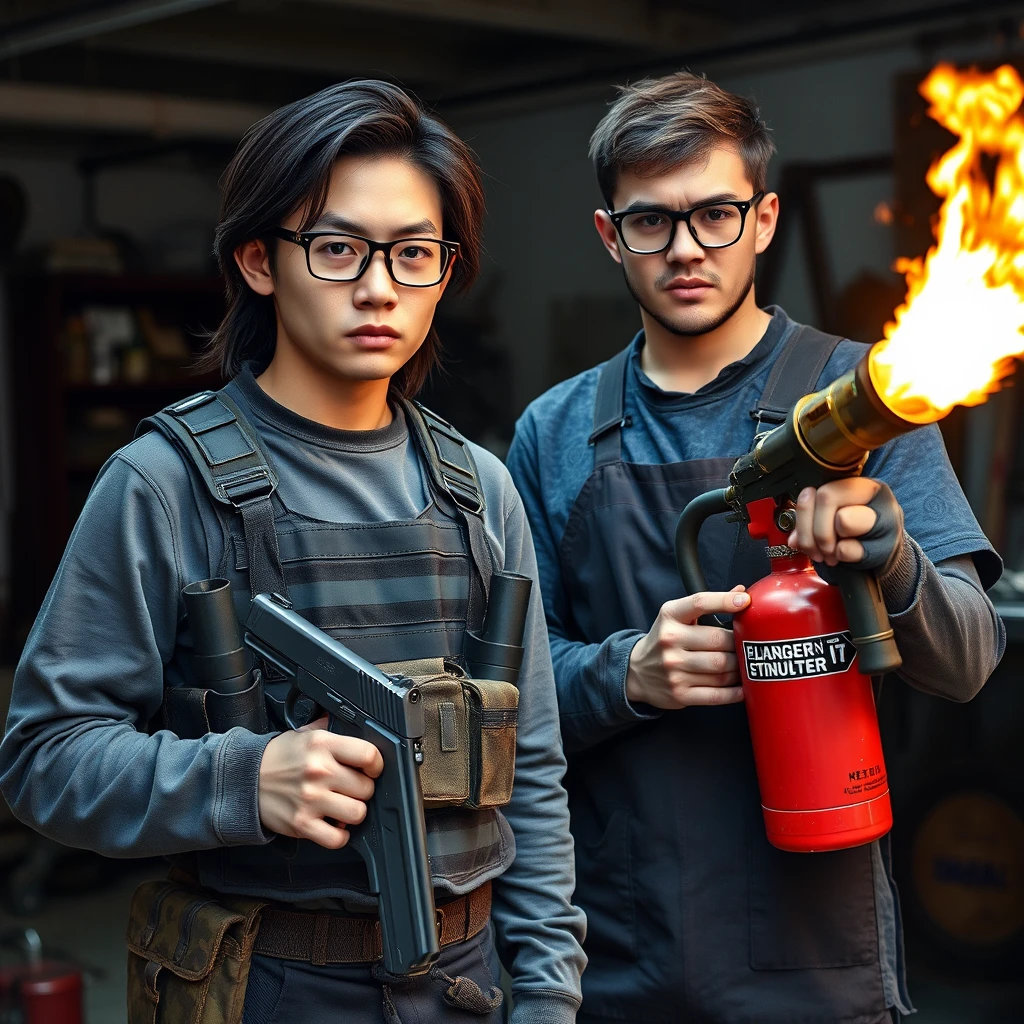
[674,488,732,627]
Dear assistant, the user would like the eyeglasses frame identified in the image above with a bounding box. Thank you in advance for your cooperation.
[608,191,765,254]
[271,228,460,287]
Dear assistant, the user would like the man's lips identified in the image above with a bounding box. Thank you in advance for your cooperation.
[664,278,713,298]
[346,324,400,348]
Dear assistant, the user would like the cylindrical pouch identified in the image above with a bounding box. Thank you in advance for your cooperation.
[125,879,265,1024]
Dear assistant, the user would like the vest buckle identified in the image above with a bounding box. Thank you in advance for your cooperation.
[220,467,276,507]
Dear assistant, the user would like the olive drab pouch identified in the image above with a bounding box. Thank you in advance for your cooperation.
[380,658,519,810]
[126,879,266,1024]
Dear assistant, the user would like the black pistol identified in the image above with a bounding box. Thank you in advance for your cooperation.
[243,593,438,977]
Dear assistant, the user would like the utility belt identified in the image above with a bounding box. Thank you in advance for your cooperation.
[126,872,493,1024]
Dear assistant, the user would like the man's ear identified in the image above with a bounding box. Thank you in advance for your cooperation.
[234,239,275,296]
[753,192,779,256]
[594,209,623,265]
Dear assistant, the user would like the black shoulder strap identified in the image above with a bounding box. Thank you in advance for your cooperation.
[402,399,494,631]
[753,324,845,427]
[587,347,632,469]
[136,391,288,601]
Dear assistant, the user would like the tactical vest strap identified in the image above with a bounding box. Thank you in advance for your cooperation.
[751,324,844,426]
[136,391,287,600]
[402,399,494,632]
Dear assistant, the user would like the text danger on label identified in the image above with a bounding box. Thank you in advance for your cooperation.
[742,631,858,681]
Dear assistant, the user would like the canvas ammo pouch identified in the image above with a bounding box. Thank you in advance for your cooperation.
[381,658,519,809]
[126,878,266,1024]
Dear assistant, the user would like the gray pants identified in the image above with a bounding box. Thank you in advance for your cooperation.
[242,923,505,1024]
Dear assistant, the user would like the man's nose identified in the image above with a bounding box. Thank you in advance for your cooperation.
[355,251,398,305]
[666,220,704,264]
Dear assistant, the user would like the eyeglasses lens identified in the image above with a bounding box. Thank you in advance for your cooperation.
[307,235,445,285]
[620,206,744,252]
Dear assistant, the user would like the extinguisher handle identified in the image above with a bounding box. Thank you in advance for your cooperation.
[834,567,902,675]
[675,488,732,627]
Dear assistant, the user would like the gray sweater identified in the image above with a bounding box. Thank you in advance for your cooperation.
[0,371,586,1023]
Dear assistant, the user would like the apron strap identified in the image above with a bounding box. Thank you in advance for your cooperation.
[752,323,845,427]
[587,346,632,469]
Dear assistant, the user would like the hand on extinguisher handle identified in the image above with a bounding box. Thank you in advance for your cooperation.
[832,567,902,675]
[674,488,733,627]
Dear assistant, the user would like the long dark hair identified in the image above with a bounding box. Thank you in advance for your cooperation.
[203,80,485,398]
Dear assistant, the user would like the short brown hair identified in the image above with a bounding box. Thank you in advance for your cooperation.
[204,80,485,399]
[589,71,775,207]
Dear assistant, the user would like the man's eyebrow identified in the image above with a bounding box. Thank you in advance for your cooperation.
[311,213,439,235]
[618,192,744,213]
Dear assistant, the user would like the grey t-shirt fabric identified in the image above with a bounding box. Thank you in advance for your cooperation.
[0,369,586,1020]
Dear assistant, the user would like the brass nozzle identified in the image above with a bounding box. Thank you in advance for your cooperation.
[792,354,916,471]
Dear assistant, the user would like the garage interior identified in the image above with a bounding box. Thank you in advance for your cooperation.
[1,1,1023,1021]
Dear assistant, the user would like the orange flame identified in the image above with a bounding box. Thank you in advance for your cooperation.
[869,63,1024,423]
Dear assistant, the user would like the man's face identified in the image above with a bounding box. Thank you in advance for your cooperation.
[256,154,450,384]
[595,145,776,337]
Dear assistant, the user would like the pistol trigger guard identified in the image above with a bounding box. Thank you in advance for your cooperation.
[283,687,306,730]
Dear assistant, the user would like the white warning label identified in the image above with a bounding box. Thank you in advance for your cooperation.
[742,630,857,681]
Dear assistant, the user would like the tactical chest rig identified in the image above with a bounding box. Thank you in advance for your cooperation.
[138,388,518,902]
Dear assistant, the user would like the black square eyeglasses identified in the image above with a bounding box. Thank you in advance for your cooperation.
[609,192,764,254]
[271,228,459,287]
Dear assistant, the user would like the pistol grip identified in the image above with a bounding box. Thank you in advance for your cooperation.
[336,718,438,977]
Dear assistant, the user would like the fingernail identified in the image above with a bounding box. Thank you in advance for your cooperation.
[733,593,749,607]
[798,488,814,504]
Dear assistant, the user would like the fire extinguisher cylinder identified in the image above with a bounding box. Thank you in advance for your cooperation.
[734,499,893,853]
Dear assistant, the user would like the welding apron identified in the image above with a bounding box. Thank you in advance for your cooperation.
[562,331,890,1023]
[141,394,514,905]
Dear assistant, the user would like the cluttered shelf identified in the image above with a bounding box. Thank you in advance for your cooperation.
[6,271,226,648]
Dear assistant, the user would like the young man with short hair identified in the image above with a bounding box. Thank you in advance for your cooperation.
[507,71,1004,1023]
[1,80,585,1023]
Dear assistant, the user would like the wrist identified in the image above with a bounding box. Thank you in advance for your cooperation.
[624,643,646,705]
[878,533,923,614]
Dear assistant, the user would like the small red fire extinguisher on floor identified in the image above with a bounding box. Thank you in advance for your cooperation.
[0,928,83,1024]
[732,498,893,853]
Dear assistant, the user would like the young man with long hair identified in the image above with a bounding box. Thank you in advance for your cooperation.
[1,81,585,1023]
[507,71,1004,1023]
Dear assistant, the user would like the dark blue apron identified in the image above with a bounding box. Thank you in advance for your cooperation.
[561,332,890,1024]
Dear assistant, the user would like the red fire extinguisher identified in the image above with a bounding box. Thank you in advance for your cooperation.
[732,498,893,853]
[0,928,83,1024]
